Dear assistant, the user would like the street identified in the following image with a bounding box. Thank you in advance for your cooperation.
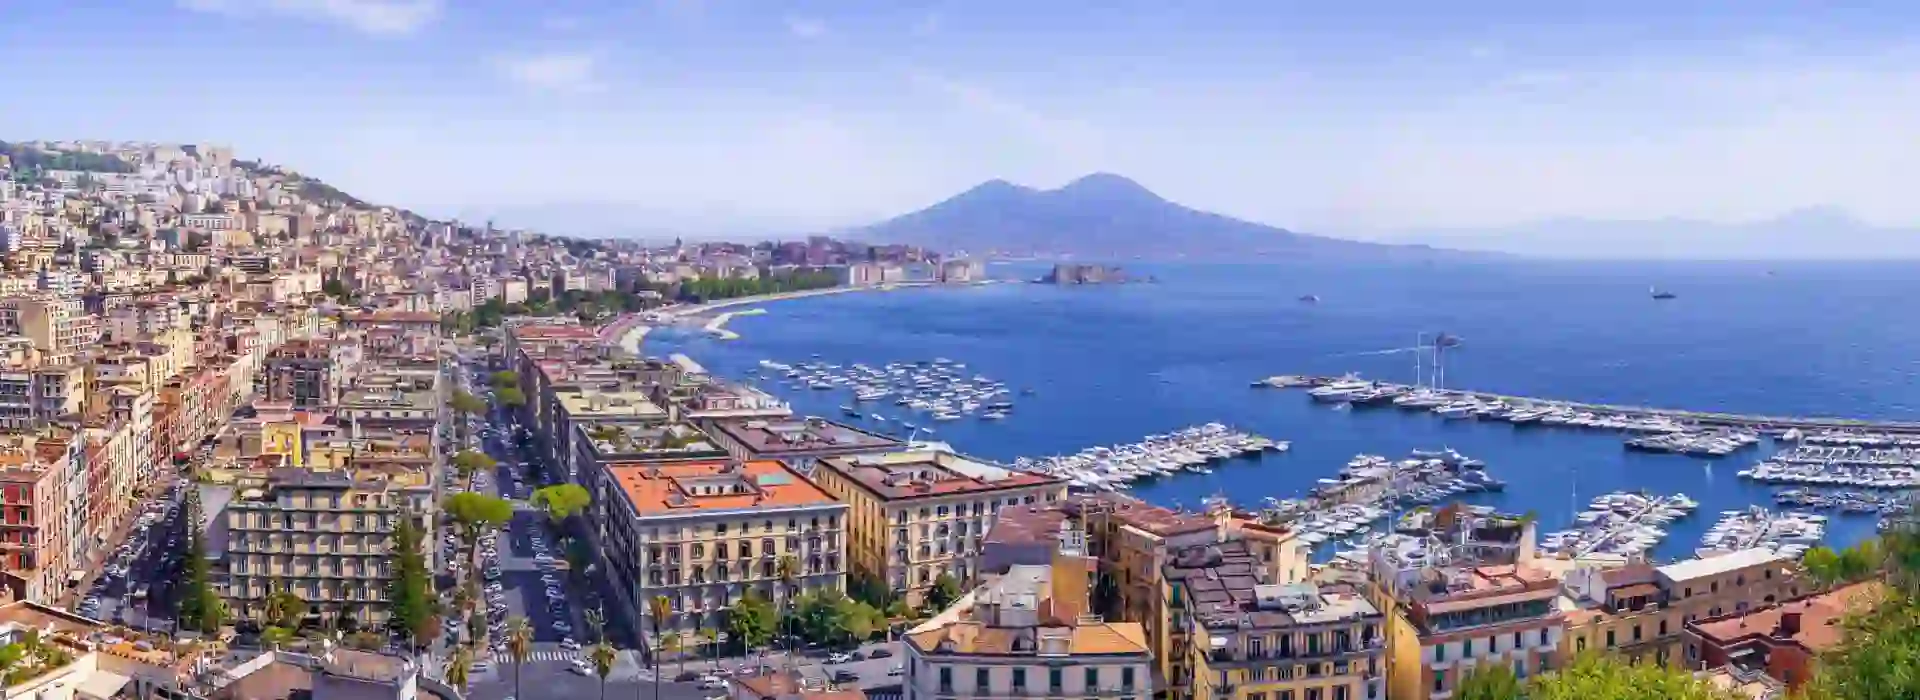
[76,477,192,632]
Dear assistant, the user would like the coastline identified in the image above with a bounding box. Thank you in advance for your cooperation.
[703,308,766,340]
[662,282,930,319]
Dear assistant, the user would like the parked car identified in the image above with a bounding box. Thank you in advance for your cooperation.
[675,672,701,683]
[832,671,860,684]
[826,653,852,664]
[869,648,893,659]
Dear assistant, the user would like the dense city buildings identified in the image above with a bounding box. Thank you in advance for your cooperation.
[1682,581,1884,692]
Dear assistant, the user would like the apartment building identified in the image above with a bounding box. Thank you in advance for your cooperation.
[216,468,434,625]
[905,528,1152,700]
[814,447,1067,605]
[1561,548,1803,667]
[675,380,793,428]
[1373,557,1565,700]
[1683,581,1885,691]
[1165,540,1384,700]
[598,459,847,646]
[12,296,96,364]
[0,434,76,603]
[264,338,342,407]
[705,416,901,474]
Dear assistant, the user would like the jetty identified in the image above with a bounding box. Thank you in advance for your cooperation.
[1266,375,1920,435]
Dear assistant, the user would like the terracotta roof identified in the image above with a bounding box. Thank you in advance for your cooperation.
[1691,581,1885,652]
[1065,493,1216,538]
[908,621,1149,656]
[610,460,841,516]
[818,451,1063,502]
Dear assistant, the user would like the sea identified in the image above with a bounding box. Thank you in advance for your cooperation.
[642,259,1920,562]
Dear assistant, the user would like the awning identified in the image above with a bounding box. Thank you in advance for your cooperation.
[77,669,133,700]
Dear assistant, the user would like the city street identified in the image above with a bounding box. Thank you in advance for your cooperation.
[78,478,192,631]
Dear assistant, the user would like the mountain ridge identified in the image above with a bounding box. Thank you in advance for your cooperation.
[852,173,1438,259]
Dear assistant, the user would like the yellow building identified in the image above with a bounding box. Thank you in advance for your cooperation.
[260,419,304,468]
[814,447,1067,605]
[1167,539,1385,700]
[220,468,434,625]
[1560,548,1804,667]
[597,458,849,646]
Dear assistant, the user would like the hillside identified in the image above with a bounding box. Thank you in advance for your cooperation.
[853,173,1430,259]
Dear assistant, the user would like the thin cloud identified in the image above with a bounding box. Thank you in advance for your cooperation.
[495,53,605,94]
[542,16,582,31]
[786,16,827,39]
[909,71,1102,159]
[176,0,441,36]
[912,12,942,37]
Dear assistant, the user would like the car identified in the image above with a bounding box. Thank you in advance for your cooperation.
[699,679,728,690]
[869,648,893,659]
[552,621,573,633]
[484,569,502,580]
[560,637,581,650]
[850,651,867,661]
[571,659,594,675]
[826,653,852,664]
[675,672,701,683]
[889,664,904,676]
[831,671,860,684]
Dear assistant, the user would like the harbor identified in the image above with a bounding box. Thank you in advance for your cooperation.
[1697,506,1829,559]
[1537,491,1698,560]
[1262,374,1920,435]
[752,357,1023,425]
[1010,423,1285,492]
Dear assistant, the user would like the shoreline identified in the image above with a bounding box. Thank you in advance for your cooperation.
[703,308,765,340]
[663,282,932,319]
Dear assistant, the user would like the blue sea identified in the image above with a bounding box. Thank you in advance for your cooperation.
[644,260,1920,561]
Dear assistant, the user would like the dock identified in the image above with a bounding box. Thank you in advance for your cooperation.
[1269,375,1920,435]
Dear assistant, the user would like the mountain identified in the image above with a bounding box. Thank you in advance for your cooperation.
[853,173,1435,259]
[1387,207,1920,259]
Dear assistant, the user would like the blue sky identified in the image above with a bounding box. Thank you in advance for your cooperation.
[3,1,1919,238]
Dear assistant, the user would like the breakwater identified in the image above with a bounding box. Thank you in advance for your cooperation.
[1264,375,1920,434]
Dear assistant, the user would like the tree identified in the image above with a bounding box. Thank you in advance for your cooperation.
[467,611,486,644]
[496,386,527,408]
[776,555,799,660]
[506,616,533,700]
[176,529,225,633]
[387,516,437,648]
[532,483,592,526]
[591,642,618,700]
[728,592,777,656]
[649,595,672,700]
[266,589,308,629]
[445,646,472,690]
[445,492,513,540]
[449,391,488,442]
[1530,652,1743,699]
[926,573,963,611]
[1456,664,1523,700]
[1804,546,1845,587]
[451,449,496,479]
[261,626,295,650]
[491,371,520,389]
[322,278,351,302]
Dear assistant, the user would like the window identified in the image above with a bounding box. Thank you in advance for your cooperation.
[1462,638,1473,656]
[1085,668,1099,690]
[1660,620,1669,636]
[1606,630,1616,647]
[940,667,953,693]
[1434,671,1445,693]
[1122,667,1135,690]
[1050,668,1063,693]
[1576,637,1586,652]
[1012,668,1027,691]
[1434,644,1445,662]
[1513,631,1523,650]
[976,668,988,690]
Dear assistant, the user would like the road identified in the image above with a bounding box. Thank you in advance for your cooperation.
[78,478,192,631]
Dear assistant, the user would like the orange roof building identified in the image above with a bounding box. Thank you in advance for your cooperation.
[598,459,849,645]
[1684,581,1886,690]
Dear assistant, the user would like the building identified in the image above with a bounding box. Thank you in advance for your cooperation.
[705,416,901,473]
[0,599,221,700]
[598,458,848,648]
[1373,558,1564,700]
[207,647,460,700]
[1683,581,1885,691]
[1166,540,1386,700]
[264,338,341,407]
[731,671,866,700]
[0,435,75,602]
[813,447,1067,605]
[1561,548,1803,667]
[904,524,1153,700]
[215,468,434,625]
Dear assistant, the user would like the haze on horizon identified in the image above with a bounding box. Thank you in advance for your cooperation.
[5,1,1920,251]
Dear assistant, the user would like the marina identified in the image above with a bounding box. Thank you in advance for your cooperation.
[1265,374,1920,435]
[1737,461,1920,489]
[753,357,1021,424]
[1537,491,1698,560]
[1697,506,1829,559]
[1010,423,1285,492]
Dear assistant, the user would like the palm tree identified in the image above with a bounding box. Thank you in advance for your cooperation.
[776,554,798,668]
[506,617,533,700]
[591,642,618,700]
[585,606,605,643]
[647,595,672,700]
[445,645,472,690]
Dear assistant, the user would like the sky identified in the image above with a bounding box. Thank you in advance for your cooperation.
[4,1,1920,240]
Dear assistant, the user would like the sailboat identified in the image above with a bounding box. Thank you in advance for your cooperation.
[1651,286,1677,300]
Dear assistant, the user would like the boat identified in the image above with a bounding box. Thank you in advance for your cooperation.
[1299,294,1320,303]
[1651,286,1677,300]
[840,406,861,418]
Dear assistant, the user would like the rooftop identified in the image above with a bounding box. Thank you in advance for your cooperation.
[581,421,726,460]
[710,416,901,458]
[1064,492,1218,538]
[1690,581,1886,653]
[511,323,602,341]
[558,390,665,419]
[610,460,842,518]
[1657,548,1790,584]
[1165,540,1380,632]
[818,448,1063,502]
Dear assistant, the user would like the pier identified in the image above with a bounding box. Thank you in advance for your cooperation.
[1262,375,1920,435]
